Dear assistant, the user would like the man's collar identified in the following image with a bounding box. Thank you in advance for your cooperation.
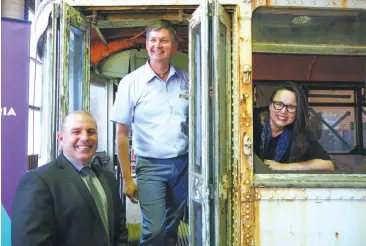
[63,152,91,172]
[144,61,177,83]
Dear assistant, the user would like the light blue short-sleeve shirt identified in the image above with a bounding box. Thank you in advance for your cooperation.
[111,62,189,159]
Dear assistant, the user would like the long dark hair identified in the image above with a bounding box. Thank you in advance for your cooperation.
[269,82,313,155]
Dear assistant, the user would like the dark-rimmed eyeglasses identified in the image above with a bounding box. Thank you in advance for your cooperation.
[271,101,297,114]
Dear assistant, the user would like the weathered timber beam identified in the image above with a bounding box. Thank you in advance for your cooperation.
[95,27,108,46]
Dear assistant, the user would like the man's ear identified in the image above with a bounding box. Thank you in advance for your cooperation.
[172,42,178,52]
[57,132,63,144]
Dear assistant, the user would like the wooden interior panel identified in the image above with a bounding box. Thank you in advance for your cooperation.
[253,54,365,82]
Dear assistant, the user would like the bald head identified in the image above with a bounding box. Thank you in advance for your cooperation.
[61,111,97,133]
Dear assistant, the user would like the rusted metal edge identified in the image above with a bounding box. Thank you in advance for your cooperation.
[254,174,366,188]
[253,43,366,56]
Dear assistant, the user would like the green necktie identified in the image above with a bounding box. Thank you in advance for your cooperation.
[80,167,109,237]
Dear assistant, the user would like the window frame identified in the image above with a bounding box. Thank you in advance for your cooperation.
[28,9,43,156]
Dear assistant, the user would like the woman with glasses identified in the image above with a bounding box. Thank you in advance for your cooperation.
[253,82,334,171]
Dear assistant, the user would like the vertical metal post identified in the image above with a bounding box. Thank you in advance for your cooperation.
[355,88,363,152]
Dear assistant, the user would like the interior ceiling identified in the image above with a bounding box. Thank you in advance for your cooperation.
[85,7,365,67]
[81,8,194,67]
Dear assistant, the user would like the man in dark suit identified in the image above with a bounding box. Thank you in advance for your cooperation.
[11,111,129,246]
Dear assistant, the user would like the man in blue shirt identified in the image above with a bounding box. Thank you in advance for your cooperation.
[111,20,189,246]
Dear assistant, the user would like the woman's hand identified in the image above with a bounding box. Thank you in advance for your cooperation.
[264,160,286,170]
[264,159,334,171]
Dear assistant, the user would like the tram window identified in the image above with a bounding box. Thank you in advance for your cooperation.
[192,24,202,174]
[68,26,84,112]
[252,83,366,173]
[252,7,366,188]
[252,7,366,55]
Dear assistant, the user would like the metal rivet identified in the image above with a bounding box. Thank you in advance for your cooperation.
[247,234,250,238]
[246,215,249,219]
[246,204,250,209]
[245,179,250,184]
[246,210,250,214]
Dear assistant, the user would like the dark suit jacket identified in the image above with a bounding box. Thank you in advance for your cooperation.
[11,153,129,246]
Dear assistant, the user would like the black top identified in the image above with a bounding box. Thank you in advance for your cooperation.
[253,108,331,163]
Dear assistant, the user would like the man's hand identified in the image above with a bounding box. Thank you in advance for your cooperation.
[123,179,138,204]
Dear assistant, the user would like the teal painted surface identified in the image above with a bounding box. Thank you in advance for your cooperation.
[1,205,11,246]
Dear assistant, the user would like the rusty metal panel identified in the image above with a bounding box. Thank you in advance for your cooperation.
[252,0,366,9]
[256,190,366,245]
[65,0,238,7]
[231,5,240,246]
[212,1,233,245]
[237,2,255,246]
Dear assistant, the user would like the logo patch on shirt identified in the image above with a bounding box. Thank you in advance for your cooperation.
[179,80,189,100]
[179,92,189,100]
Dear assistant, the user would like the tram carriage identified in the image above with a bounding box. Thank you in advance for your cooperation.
[33,0,366,245]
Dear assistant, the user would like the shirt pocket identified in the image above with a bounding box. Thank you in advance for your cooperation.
[174,90,189,118]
